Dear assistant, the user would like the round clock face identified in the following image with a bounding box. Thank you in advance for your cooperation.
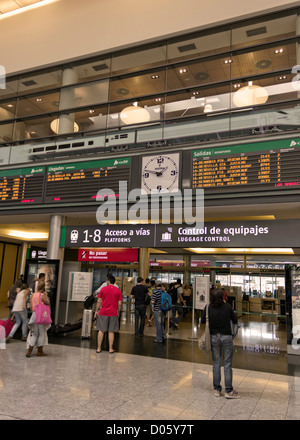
[142,154,179,193]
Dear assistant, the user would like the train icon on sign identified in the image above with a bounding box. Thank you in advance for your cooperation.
[70,230,79,243]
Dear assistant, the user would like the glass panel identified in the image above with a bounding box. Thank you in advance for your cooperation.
[14,106,108,141]
[167,28,231,63]
[230,41,297,81]
[59,80,109,110]
[111,44,167,75]
[15,92,60,118]
[165,84,231,119]
[0,78,19,100]
[0,100,16,121]
[229,101,300,138]
[69,57,111,83]
[109,69,166,102]
[0,122,14,143]
[231,11,297,50]
[18,68,62,94]
[166,56,232,91]
[108,98,160,128]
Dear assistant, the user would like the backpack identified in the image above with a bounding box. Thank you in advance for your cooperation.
[84,294,95,309]
[160,290,172,312]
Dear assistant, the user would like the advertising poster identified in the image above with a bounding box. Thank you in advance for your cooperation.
[194,276,210,310]
[68,272,93,301]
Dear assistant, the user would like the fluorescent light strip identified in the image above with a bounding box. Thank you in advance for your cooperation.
[8,230,48,239]
[0,0,57,20]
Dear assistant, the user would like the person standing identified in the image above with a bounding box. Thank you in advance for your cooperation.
[172,278,185,330]
[151,281,167,343]
[146,279,155,327]
[26,281,50,358]
[94,275,122,353]
[7,284,30,342]
[130,277,148,337]
[202,288,240,399]
[7,279,22,319]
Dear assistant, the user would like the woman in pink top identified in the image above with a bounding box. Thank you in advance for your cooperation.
[26,281,51,358]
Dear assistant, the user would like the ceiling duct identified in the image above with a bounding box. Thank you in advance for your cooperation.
[246,26,267,37]
[177,43,196,53]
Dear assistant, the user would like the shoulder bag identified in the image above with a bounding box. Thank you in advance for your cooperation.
[198,305,211,354]
[35,293,52,325]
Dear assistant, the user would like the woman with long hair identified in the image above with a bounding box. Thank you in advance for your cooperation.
[202,288,240,399]
[26,281,51,358]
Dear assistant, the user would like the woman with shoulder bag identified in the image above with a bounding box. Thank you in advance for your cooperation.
[26,281,51,358]
[202,288,240,399]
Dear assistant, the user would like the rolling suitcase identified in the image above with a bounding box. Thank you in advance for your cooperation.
[81,309,93,339]
[0,318,15,337]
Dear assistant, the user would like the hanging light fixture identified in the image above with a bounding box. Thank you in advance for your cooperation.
[120,102,150,125]
[203,103,213,113]
[233,81,268,107]
[50,118,79,134]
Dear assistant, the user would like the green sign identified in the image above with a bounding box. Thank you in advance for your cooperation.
[193,138,300,158]
[48,157,131,173]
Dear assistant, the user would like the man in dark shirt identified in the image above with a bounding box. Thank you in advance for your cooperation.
[130,277,148,336]
[202,289,240,399]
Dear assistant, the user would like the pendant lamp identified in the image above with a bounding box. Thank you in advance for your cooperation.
[233,81,268,107]
[120,102,150,124]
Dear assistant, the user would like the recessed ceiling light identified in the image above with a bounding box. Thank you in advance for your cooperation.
[179,68,187,74]
[233,84,241,88]
[278,75,287,80]
[274,48,284,54]
[36,98,42,102]
[151,75,159,79]
[154,98,162,102]
[7,104,13,108]
[224,59,233,64]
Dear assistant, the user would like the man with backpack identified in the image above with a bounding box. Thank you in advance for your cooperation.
[171,278,185,330]
[151,281,171,343]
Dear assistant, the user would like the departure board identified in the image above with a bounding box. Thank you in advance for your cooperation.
[0,166,45,205]
[192,138,300,193]
[45,157,131,202]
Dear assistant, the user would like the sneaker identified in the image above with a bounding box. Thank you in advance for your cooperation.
[213,389,221,397]
[225,390,240,399]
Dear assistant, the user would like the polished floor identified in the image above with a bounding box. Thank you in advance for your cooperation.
[1,305,300,421]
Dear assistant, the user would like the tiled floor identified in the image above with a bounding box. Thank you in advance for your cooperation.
[0,337,300,421]
[1,303,300,421]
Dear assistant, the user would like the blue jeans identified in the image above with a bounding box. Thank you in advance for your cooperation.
[211,334,234,393]
[134,305,146,335]
[154,310,167,342]
[172,304,183,328]
[9,310,28,338]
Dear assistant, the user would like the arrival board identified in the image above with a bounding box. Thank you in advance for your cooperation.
[192,138,300,193]
[0,166,45,205]
[44,157,131,203]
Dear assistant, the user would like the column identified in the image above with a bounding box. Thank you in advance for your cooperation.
[183,254,190,285]
[47,215,65,324]
[19,242,29,277]
[53,68,78,134]
[47,215,65,259]
[139,248,150,280]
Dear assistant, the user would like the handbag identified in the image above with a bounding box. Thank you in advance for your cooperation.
[198,304,211,354]
[35,293,52,325]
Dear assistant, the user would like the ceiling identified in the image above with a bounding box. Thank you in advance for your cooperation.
[0,0,44,15]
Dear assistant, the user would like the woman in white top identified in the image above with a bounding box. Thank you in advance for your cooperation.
[7,284,30,342]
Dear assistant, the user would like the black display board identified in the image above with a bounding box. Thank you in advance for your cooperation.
[192,137,300,193]
[45,157,131,203]
[0,165,45,205]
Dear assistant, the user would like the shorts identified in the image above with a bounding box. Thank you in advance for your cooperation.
[96,315,119,332]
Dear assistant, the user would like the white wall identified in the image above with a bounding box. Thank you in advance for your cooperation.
[0,0,298,75]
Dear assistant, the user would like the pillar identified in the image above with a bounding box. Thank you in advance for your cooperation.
[57,68,78,134]
[19,242,29,277]
[47,215,64,259]
[139,248,150,280]
[47,215,65,324]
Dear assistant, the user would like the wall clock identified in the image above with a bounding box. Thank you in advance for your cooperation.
[141,153,180,193]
